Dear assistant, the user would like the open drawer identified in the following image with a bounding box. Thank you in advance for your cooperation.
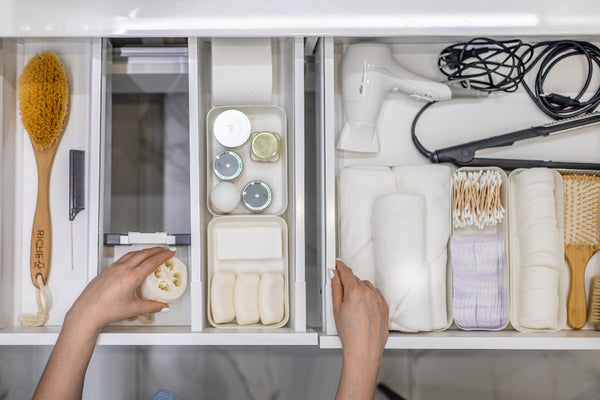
[0,36,316,346]
[0,38,99,344]
[315,36,600,349]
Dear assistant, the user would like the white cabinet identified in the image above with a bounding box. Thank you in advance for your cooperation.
[1,30,600,350]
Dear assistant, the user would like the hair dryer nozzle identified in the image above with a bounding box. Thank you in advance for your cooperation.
[448,85,489,98]
[337,121,379,153]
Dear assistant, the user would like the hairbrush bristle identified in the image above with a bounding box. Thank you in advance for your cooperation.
[17,51,69,149]
[563,174,600,247]
[589,276,600,326]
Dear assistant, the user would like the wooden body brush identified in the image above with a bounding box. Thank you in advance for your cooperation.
[17,51,69,327]
[563,174,600,329]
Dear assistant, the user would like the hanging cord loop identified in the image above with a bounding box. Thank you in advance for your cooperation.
[19,274,50,327]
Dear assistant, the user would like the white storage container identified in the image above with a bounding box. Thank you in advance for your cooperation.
[0,37,317,346]
[315,36,600,349]
[508,169,566,333]
[451,167,509,331]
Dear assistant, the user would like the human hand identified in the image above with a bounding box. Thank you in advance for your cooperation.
[331,260,388,374]
[65,247,173,333]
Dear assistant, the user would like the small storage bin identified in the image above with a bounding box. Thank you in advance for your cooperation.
[206,216,289,328]
[450,167,509,331]
[206,105,288,216]
[508,168,566,332]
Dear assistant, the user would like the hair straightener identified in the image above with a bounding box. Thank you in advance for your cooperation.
[412,102,600,170]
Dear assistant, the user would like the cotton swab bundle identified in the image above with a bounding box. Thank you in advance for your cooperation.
[452,170,505,229]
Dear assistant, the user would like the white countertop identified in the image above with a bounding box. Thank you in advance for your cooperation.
[2,0,600,37]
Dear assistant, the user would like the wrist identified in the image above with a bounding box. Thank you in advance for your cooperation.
[338,354,380,400]
[341,347,383,372]
[64,308,104,336]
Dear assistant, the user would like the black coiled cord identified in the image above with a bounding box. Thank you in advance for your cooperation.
[439,38,600,119]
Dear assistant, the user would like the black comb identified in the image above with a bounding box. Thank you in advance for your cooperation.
[69,150,85,221]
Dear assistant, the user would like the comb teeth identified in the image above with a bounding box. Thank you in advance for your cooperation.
[563,174,600,246]
[589,276,600,326]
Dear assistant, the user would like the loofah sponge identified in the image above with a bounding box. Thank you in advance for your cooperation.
[140,257,188,303]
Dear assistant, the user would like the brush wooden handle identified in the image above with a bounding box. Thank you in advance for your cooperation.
[565,245,596,329]
[30,147,58,288]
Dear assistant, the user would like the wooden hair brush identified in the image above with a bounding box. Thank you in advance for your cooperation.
[589,276,600,330]
[17,51,69,326]
[563,174,600,329]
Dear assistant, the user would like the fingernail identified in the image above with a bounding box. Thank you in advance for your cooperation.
[168,247,177,252]
[328,269,335,279]
[160,307,170,313]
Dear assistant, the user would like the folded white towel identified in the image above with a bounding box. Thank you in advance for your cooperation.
[339,166,397,283]
[394,165,451,258]
[372,193,432,332]
[393,164,451,329]
[338,164,451,332]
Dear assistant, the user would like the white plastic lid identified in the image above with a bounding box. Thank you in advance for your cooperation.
[213,109,252,148]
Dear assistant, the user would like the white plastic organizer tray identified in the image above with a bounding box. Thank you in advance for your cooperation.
[206,106,287,215]
[206,216,289,329]
[450,167,510,331]
[508,169,566,332]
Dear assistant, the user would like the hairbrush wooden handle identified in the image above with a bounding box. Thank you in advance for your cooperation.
[565,246,596,329]
[30,147,58,288]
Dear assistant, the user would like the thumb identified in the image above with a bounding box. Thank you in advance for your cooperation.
[134,299,168,316]
[331,269,343,312]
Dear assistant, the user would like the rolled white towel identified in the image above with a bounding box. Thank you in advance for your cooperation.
[394,165,451,259]
[372,193,432,332]
[339,166,397,283]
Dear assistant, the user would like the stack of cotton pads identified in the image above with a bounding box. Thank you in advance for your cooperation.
[451,234,506,329]
[514,169,561,329]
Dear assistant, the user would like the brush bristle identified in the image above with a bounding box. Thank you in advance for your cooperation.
[563,174,600,247]
[17,51,69,149]
[589,276,600,325]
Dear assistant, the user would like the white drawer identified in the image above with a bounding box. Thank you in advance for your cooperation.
[315,36,600,349]
[0,36,317,346]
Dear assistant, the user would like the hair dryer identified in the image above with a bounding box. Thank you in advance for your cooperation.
[339,43,486,153]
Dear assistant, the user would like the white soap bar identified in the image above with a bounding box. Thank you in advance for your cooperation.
[216,226,282,261]
[210,271,236,324]
[234,272,261,325]
[258,272,285,325]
